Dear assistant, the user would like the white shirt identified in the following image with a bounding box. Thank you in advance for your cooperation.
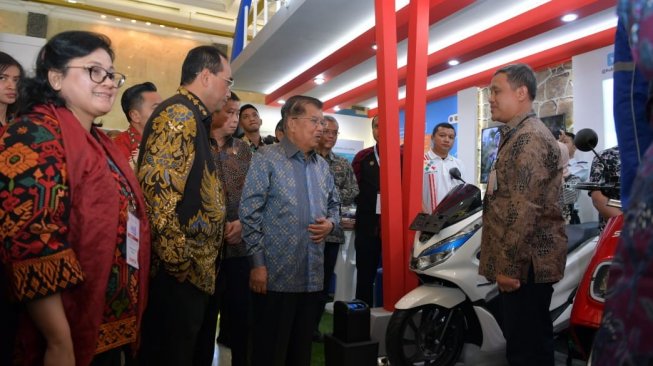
[569,158,590,182]
[422,150,465,214]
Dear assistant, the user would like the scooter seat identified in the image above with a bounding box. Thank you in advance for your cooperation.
[565,222,599,254]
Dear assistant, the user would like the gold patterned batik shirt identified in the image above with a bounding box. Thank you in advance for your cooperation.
[137,87,225,294]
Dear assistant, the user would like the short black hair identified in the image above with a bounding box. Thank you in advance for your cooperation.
[275,119,284,132]
[431,122,455,137]
[121,82,157,122]
[228,91,240,102]
[564,131,575,139]
[494,63,537,101]
[19,31,114,114]
[239,104,258,119]
[180,45,228,86]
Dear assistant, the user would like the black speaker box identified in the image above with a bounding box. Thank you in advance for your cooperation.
[333,300,370,343]
[324,334,378,366]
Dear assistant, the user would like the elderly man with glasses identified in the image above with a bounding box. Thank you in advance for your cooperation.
[240,95,340,366]
[312,115,358,341]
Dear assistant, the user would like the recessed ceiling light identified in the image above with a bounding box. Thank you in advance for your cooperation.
[561,13,578,22]
[100,14,106,19]
[160,24,166,28]
[314,76,325,85]
[115,18,121,21]
[334,106,341,112]
[145,22,151,25]
[131,19,136,23]
[448,59,460,66]
[371,44,378,50]
[67,0,77,3]
[278,99,285,104]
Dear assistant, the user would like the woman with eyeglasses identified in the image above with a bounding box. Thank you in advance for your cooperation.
[0,52,23,131]
[0,31,150,366]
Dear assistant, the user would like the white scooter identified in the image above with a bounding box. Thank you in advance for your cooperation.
[385,169,599,366]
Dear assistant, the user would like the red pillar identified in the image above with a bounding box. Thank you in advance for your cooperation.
[374,0,405,311]
[402,0,430,292]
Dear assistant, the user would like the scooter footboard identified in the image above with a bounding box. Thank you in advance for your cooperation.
[394,285,466,310]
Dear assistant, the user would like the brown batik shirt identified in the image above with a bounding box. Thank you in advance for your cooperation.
[479,112,567,284]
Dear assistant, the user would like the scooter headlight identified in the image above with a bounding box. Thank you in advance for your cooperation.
[590,261,611,303]
[411,217,482,271]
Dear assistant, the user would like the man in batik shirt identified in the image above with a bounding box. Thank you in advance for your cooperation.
[479,63,567,366]
[240,95,340,366]
[137,45,230,365]
[313,115,358,340]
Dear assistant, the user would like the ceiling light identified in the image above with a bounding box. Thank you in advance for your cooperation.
[67,0,77,3]
[115,18,121,21]
[371,44,378,50]
[160,24,166,28]
[146,22,151,25]
[448,59,460,66]
[131,19,136,23]
[314,76,325,85]
[334,106,341,112]
[100,14,106,19]
[562,13,578,22]
[263,1,410,94]
[278,99,285,104]
[362,10,618,110]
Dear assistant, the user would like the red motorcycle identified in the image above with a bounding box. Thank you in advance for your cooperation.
[568,129,622,361]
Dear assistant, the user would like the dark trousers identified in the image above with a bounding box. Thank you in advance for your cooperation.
[251,291,321,366]
[501,266,555,366]
[355,225,382,307]
[194,262,223,366]
[315,242,340,331]
[216,256,251,366]
[139,271,210,366]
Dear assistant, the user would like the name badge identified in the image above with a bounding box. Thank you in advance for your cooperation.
[376,193,381,215]
[126,212,140,269]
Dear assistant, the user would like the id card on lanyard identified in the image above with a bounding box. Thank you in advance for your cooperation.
[374,145,381,214]
[126,204,140,269]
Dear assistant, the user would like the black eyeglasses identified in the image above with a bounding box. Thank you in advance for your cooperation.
[66,65,126,88]
[323,129,340,136]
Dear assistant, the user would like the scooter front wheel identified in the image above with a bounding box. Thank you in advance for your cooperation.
[386,304,466,366]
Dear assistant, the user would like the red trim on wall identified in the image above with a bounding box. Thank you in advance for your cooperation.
[367,27,615,116]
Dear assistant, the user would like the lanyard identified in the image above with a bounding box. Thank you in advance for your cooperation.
[497,113,535,152]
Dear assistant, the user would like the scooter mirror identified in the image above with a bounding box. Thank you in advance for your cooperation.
[449,167,465,183]
[574,128,598,152]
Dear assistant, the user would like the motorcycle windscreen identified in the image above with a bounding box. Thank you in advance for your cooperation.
[409,183,482,234]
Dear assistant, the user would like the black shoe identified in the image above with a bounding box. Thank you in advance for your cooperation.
[313,330,324,343]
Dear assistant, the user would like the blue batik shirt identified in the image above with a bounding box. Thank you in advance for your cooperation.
[239,138,340,292]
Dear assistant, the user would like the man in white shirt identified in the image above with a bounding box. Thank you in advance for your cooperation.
[561,131,590,181]
[423,122,465,214]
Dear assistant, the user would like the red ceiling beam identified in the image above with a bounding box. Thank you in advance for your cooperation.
[264,0,474,105]
[367,27,616,116]
[323,0,613,111]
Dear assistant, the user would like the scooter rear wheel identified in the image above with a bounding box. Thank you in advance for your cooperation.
[386,304,465,366]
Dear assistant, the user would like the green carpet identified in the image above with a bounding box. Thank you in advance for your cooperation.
[311,312,333,366]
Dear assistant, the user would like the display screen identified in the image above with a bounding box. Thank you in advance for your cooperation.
[540,113,566,138]
[480,126,501,184]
